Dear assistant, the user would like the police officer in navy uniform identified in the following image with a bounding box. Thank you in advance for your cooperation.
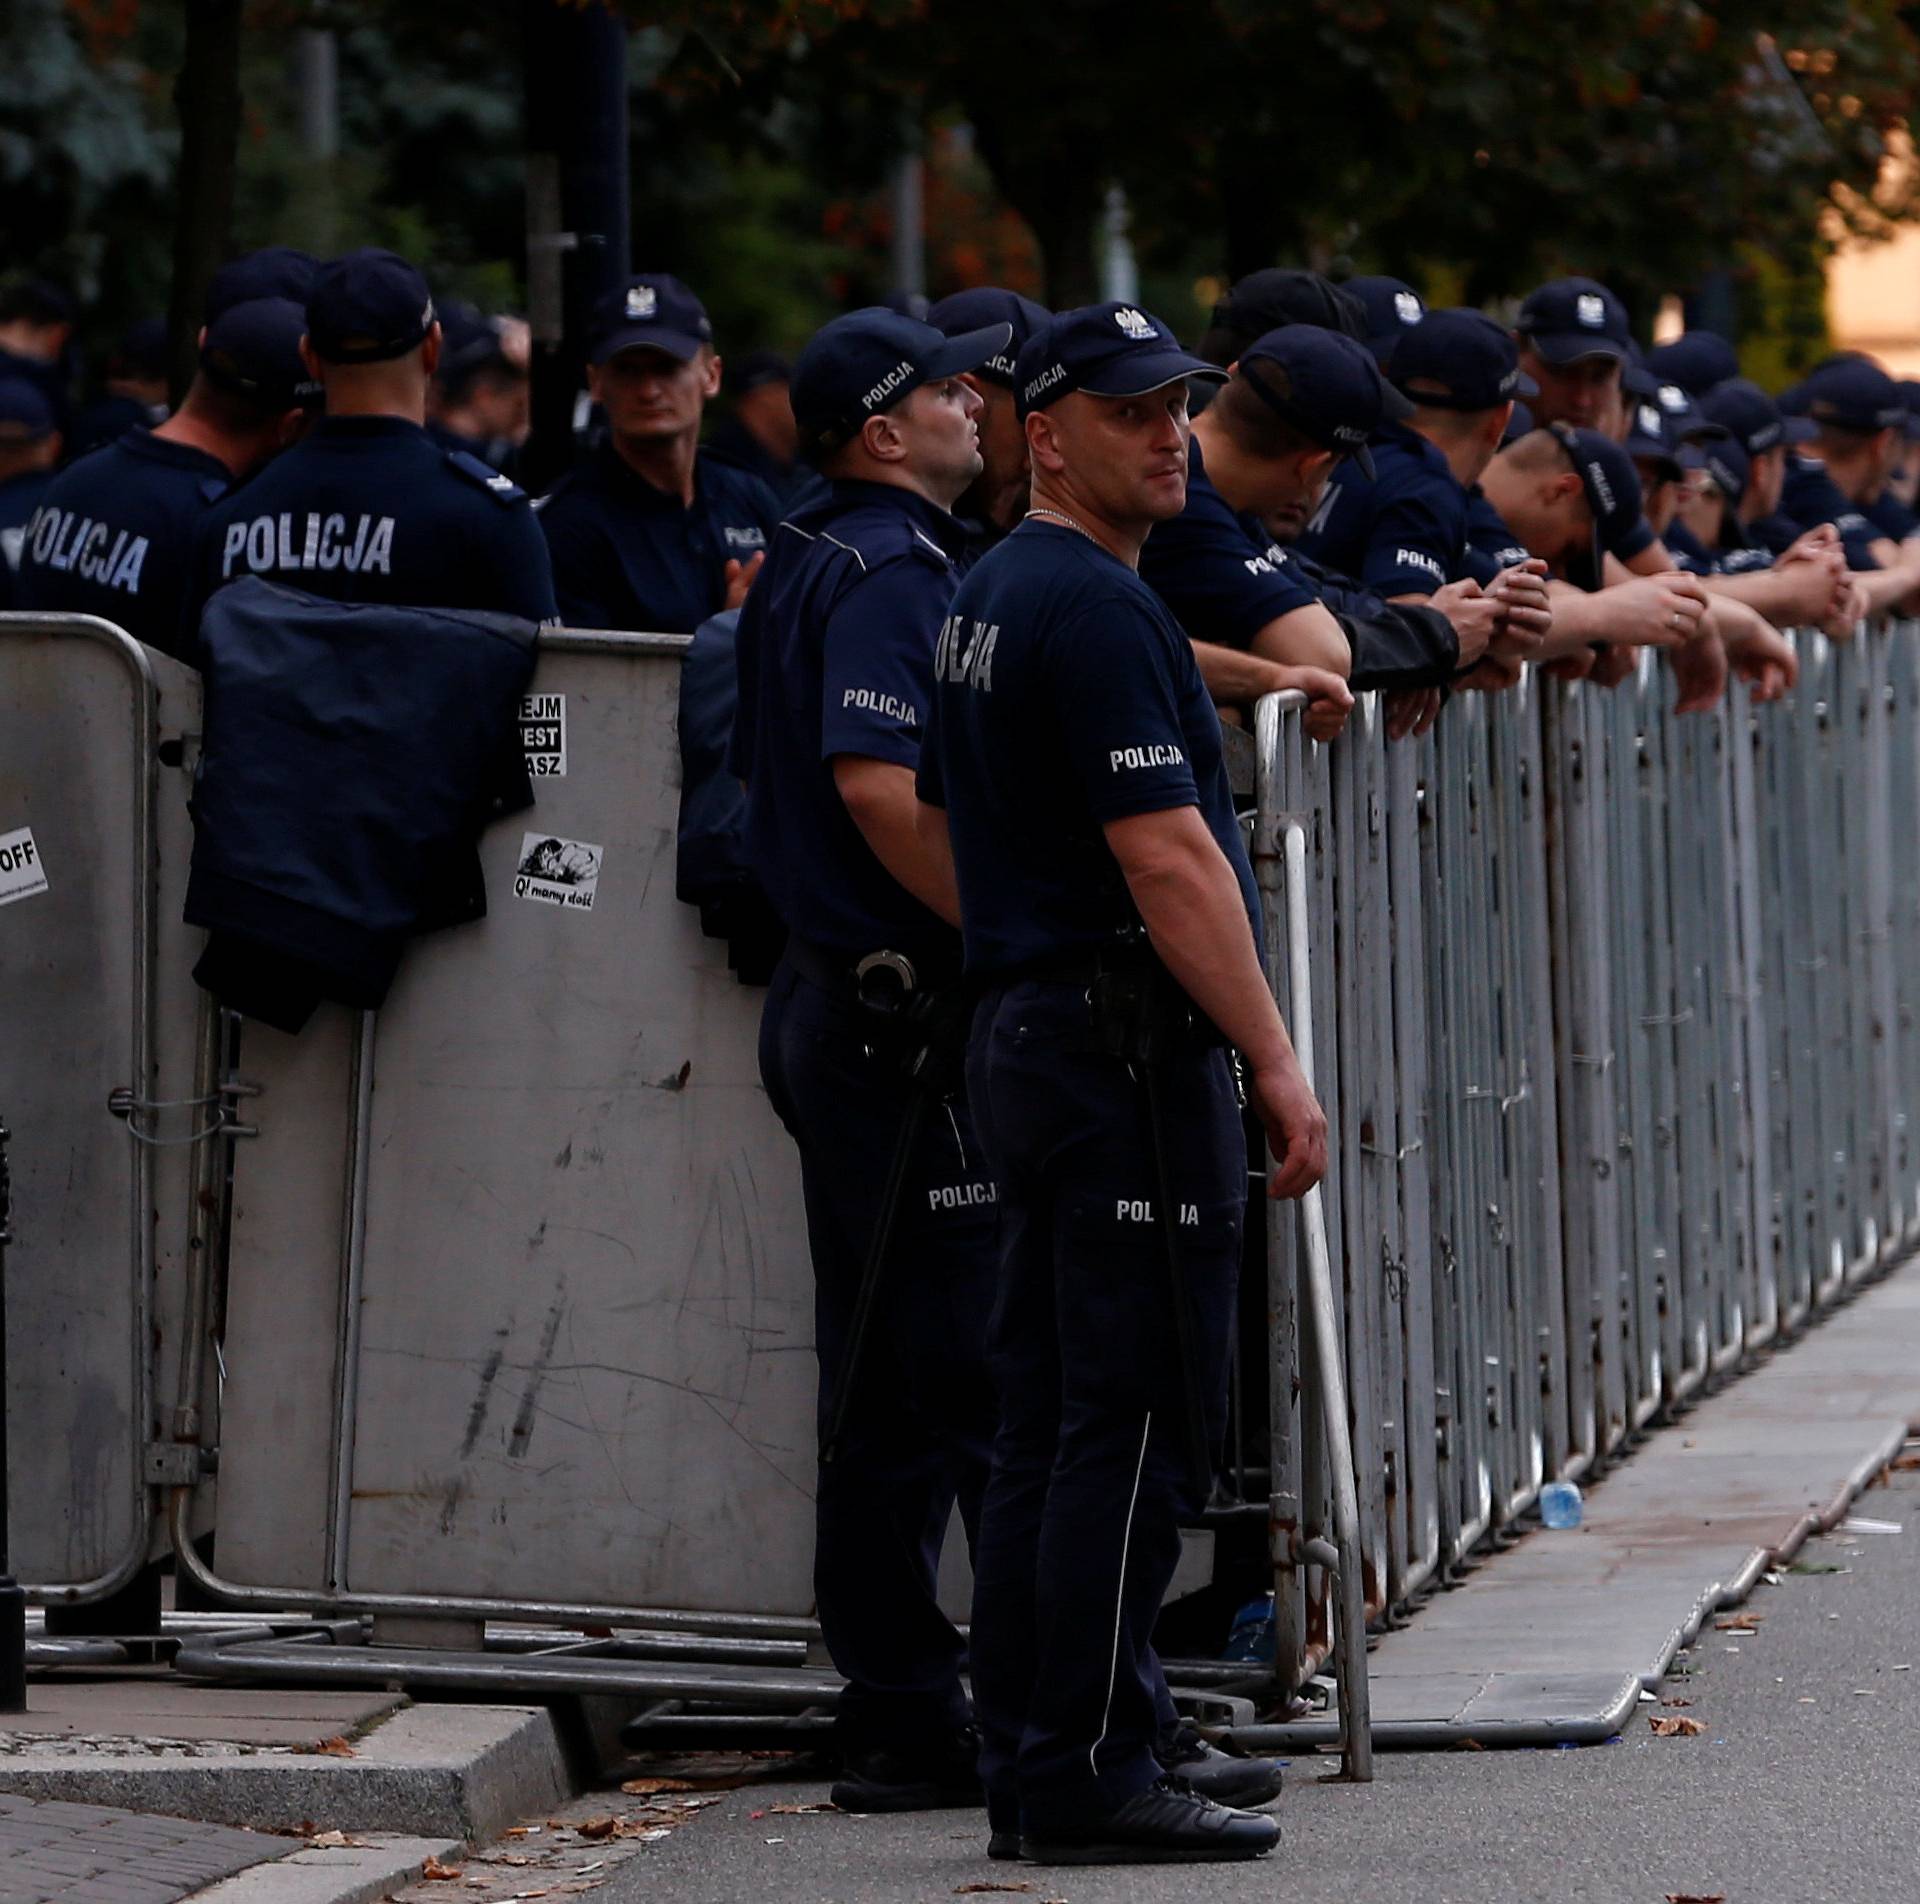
[204,246,321,320]
[18,298,316,659]
[916,302,1327,1864]
[185,249,556,633]
[536,274,780,632]
[729,305,1012,1814]
[0,378,61,583]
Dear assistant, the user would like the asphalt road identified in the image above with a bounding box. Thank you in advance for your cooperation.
[586,1455,1920,1904]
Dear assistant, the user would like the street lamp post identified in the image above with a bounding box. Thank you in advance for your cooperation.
[0,1115,25,1711]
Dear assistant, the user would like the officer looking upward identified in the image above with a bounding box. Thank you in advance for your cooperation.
[537,274,779,631]
[17,297,316,659]
[729,306,1011,1815]
[916,301,1326,1864]
[184,248,556,632]
[927,288,1052,559]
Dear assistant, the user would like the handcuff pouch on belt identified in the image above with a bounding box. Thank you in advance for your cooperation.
[854,948,970,1095]
[1087,944,1212,1069]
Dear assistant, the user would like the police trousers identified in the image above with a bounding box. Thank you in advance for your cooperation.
[757,956,998,1753]
[964,978,1244,1833]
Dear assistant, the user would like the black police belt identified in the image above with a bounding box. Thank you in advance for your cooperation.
[785,935,971,1093]
[1012,935,1228,1064]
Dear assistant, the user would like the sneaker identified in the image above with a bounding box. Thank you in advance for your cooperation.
[830,1732,983,1814]
[1021,1775,1279,1865]
[987,1829,1023,1860]
[1158,1723,1284,1808]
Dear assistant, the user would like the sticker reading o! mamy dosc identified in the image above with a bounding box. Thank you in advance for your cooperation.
[514,832,601,912]
[0,826,49,908]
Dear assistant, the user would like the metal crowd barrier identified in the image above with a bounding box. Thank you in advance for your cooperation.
[1247,620,1920,1718]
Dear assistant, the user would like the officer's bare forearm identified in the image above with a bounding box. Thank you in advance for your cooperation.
[1701,566,1832,627]
[832,755,961,928]
[1104,804,1298,1080]
[1247,602,1351,676]
[1533,584,1616,657]
[1190,641,1295,706]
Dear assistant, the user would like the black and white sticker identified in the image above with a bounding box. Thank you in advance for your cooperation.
[0,826,48,908]
[514,832,601,911]
[519,692,567,777]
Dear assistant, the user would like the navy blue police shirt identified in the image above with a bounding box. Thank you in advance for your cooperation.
[1136,434,1319,647]
[1778,455,1880,571]
[1295,419,1467,597]
[0,469,55,578]
[15,429,230,660]
[730,479,966,964]
[1459,486,1533,587]
[186,416,557,636]
[918,521,1259,979]
[536,444,780,634]
[1867,489,1919,543]
[1661,516,1720,576]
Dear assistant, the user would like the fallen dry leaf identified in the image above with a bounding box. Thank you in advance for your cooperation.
[1650,1715,1707,1737]
[576,1817,620,1841]
[1453,1737,1486,1751]
[307,1735,356,1758]
[1664,1893,1726,1902]
[1889,1454,1920,1472]
[619,1777,699,1796]
[483,1853,535,1867]
[307,1830,357,1849]
[955,1885,1034,1896]
[767,1802,839,1815]
[1714,1615,1762,1632]
[420,1857,464,1881]
[1661,1697,1695,1708]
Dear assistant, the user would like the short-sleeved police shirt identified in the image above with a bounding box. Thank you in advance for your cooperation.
[1867,489,1919,543]
[1294,419,1466,598]
[1779,455,1880,571]
[917,521,1259,979]
[731,478,965,963]
[536,444,780,634]
[1458,486,1533,587]
[187,415,557,634]
[1662,516,1717,577]
[1135,434,1319,647]
[15,430,230,659]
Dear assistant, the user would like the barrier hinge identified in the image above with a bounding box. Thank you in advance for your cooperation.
[144,1442,213,1487]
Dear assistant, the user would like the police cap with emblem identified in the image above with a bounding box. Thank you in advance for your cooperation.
[793,307,1013,460]
[1344,276,1426,368]
[1680,431,1750,506]
[928,287,1051,389]
[1391,308,1538,413]
[1015,301,1223,422]
[588,274,713,366]
[200,298,323,410]
[1547,421,1645,588]
[1643,330,1740,398]
[0,376,55,444]
[1698,377,1808,455]
[206,247,321,324]
[1516,276,1633,367]
[1797,356,1908,434]
[1623,393,1685,483]
[1232,324,1411,479]
[1202,268,1368,363]
[305,248,437,365]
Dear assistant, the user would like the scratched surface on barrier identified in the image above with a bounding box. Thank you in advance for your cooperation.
[217,641,817,1615]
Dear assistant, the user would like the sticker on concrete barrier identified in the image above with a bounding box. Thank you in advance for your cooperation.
[520,691,567,777]
[0,826,49,908]
[514,832,600,911]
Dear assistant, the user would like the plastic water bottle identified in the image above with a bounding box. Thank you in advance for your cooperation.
[1540,1481,1583,1530]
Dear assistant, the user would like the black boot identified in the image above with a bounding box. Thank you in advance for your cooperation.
[1157,1721,1284,1807]
[831,1728,983,1813]
[1021,1776,1279,1865]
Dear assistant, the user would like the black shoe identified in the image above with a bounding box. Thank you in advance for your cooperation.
[830,1733,983,1814]
[1158,1723,1284,1808]
[987,1829,1023,1860]
[1021,1776,1279,1865]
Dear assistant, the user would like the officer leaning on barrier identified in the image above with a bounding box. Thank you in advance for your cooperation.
[915,301,1326,1865]
[926,288,1052,563]
[17,297,318,659]
[183,248,557,636]
[727,306,1010,1814]
[536,274,780,632]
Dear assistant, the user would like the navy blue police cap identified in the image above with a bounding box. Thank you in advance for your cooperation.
[205,247,321,323]
[1207,269,1368,357]
[0,375,55,443]
[1547,421,1646,589]
[1798,356,1907,434]
[1643,330,1740,398]
[200,297,323,409]
[1238,325,1413,479]
[1623,392,1684,482]
[731,347,792,393]
[1516,276,1633,366]
[1698,377,1806,456]
[1345,276,1426,367]
[928,287,1050,389]
[795,307,1013,459]
[1016,301,1222,422]
[305,248,436,365]
[1391,308,1538,413]
[1680,431,1749,506]
[435,300,509,383]
[589,273,713,366]
[1899,379,1920,442]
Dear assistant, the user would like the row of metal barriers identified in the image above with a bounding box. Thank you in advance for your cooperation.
[1248,621,1920,1708]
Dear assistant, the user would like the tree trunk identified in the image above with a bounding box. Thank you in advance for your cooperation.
[167,0,244,405]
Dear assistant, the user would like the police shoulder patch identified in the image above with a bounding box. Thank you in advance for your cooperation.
[444,448,527,504]
[198,475,231,505]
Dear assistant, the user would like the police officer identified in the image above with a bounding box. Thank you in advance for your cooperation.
[729,305,1011,1814]
[537,274,779,631]
[927,287,1052,560]
[0,279,75,436]
[1642,329,1740,401]
[185,249,556,632]
[916,301,1327,1864]
[17,298,315,658]
[702,347,810,508]
[68,317,171,460]
[0,378,61,580]
[427,303,530,474]
[203,246,321,322]
[1344,274,1426,368]
[1195,267,1368,368]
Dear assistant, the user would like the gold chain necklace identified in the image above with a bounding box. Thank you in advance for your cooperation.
[1023,506,1103,546]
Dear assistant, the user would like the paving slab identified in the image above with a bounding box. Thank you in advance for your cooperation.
[1233,1254,1920,1748]
[0,1675,403,1750]
[185,1835,463,1904]
[0,1793,277,1904]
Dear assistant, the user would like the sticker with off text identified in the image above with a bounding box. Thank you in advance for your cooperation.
[0,826,48,908]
